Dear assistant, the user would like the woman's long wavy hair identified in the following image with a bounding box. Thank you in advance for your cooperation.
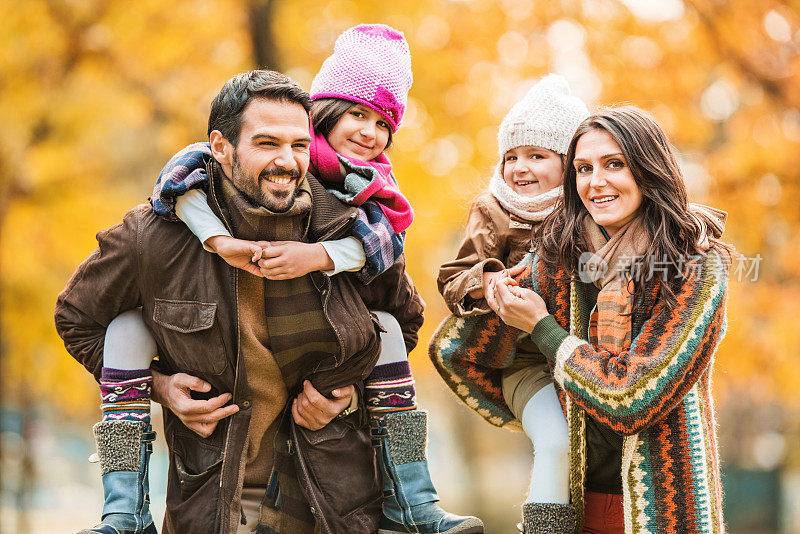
[537,106,733,308]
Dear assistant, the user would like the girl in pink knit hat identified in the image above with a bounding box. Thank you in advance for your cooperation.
[82,24,483,534]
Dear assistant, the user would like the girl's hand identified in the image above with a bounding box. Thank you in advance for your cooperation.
[470,263,526,299]
[258,242,334,280]
[204,235,266,277]
[468,270,501,299]
[486,275,549,333]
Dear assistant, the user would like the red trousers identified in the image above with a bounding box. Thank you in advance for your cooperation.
[581,492,625,534]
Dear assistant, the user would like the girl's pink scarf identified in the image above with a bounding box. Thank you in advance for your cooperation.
[309,130,414,233]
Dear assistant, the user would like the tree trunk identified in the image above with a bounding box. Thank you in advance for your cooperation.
[248,0,281,70]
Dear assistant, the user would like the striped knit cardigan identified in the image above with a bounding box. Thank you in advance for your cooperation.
[429,250,729,534]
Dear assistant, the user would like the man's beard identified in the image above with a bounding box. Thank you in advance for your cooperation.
[231,150,302,213]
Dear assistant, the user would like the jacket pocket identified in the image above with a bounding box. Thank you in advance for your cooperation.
[174,454,223,500]
[292,419,381,532]
[166,429,224,531]
[153,298,227,375]
[170,428,224,490]
[172,432,222,500]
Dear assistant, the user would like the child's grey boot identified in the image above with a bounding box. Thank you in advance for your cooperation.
[78,420,158,534]
[372,410,484,534]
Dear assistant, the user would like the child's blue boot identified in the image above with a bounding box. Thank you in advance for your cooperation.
[79,420,157,534]
[372,410,484,534]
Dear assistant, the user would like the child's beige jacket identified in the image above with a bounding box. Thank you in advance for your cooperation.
[437,191,540,317]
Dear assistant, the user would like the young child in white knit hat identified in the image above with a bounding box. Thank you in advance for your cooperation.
[438,74,589,533]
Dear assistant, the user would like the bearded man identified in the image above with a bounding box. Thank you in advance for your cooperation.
[56,70,423,534]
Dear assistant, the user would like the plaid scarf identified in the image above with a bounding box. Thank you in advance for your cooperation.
[309,129,414,233]
[581,216,650,355]
[151,142,405,284]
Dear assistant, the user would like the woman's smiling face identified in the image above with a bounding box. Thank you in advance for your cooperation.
[326,104,391,161]
[574,129,643,237]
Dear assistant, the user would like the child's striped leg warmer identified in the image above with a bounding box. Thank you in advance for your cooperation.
[99,367,152,423]
[364,360,417,416]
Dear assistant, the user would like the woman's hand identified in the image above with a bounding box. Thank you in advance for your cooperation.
[485,273,550,333]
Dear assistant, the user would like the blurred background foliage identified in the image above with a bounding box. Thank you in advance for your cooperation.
[1,0,799,532]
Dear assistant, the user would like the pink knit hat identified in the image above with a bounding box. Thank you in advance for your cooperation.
[310,24,412,132]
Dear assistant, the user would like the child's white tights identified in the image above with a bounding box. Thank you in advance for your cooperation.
[372,310,408,366]
[522,383,570,504]
[102,308,409,375]
[103,308,156,370]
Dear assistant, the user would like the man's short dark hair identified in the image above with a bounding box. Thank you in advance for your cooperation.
[207,70,312,145]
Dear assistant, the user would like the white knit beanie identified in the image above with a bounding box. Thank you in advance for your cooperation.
[497,74,589,156]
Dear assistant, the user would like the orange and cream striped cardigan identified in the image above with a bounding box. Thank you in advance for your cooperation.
[429,249,729,533]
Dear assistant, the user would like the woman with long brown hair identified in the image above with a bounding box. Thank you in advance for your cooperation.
[431,106,732,533]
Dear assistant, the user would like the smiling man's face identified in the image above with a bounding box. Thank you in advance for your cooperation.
[225,98,312,212]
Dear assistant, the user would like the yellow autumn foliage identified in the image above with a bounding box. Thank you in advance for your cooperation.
[2,0,799,423]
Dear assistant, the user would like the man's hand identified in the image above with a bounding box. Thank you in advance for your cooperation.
[257,242,334,280]
[151,370,239,438]
[291,380,354,431]
[204,235,266,277]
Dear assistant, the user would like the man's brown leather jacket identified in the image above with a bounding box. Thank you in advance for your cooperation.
[55,166,424,533]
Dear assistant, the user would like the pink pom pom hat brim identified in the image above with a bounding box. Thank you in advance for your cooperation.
[311,92,403,132]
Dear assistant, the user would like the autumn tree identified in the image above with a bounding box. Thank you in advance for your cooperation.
[2,1,798,531]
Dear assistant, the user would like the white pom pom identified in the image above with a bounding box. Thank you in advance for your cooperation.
[531,73,570,96]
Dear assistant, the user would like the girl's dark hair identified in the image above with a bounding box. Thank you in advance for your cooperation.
[310,98,393,149]
[537,105,733,307]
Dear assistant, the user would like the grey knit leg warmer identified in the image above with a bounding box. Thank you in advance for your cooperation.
[521,502,575,534]
[93,420,147,474]
[382,410,428,464]
[78,420,156,534]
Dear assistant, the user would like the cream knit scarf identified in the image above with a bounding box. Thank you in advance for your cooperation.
[488,165,563,222]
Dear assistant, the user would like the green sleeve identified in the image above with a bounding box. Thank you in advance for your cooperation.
[531,314,569,361]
